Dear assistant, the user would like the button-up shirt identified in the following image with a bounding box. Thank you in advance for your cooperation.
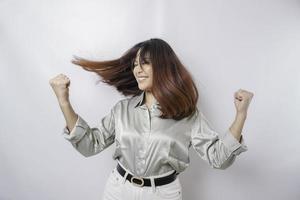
[62,90,248,177]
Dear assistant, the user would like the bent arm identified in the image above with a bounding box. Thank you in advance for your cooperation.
[60,101,118,158]
[61,112,115,157]
[190,110,248,170]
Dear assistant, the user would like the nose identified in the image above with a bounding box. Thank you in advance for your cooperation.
[135,63,144,73]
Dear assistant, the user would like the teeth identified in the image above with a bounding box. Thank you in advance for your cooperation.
[138,77,147,81]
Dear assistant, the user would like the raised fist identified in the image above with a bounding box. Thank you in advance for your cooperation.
[49,73,71,103]
[234,89,254,115]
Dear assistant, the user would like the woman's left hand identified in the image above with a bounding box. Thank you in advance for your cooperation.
[234,89,254,115]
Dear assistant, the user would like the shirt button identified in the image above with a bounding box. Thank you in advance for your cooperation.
[139,150,145,155]
[138,168,145,174]
[137,168,143,173]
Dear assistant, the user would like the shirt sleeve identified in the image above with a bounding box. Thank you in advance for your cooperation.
[61,104,117,157]
[190,109,248,169]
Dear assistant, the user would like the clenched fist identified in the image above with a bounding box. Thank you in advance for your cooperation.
[49,73,71,104]
[234,89,254,115]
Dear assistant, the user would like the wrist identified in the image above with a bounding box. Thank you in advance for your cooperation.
[58,99,70,106]
[236,112,247,119]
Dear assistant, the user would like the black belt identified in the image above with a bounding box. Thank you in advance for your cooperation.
[116,163,178,187]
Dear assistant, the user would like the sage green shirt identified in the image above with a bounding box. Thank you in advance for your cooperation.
[62,90,248,177]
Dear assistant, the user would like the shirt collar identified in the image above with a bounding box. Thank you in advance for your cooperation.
[134,90,160,108]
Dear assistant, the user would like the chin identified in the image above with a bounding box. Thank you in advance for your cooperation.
[138,86,147,91]
[138,85,151,91]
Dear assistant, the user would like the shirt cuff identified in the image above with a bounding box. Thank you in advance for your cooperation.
[219,129,248,156]
[61,115,89,143]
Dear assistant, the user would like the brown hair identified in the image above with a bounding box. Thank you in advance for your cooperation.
[71,38,199,120]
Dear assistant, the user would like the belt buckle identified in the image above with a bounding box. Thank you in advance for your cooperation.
[130,176,144,187]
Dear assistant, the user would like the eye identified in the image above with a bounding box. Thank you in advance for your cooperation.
[141,60,150,65]
[131,59,150,71]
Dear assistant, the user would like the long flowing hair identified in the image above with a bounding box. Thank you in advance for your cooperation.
[72,38,199,120]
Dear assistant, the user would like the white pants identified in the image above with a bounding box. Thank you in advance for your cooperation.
[101,164,183,200]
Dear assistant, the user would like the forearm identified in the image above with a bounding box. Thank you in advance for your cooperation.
[229,112,247,143]
[59,100,78,134]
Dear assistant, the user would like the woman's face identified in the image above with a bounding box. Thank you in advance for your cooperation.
[132,50,153,91]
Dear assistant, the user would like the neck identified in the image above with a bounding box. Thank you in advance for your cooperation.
[144,90,156,107]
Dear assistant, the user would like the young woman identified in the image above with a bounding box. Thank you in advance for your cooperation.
[49,38,253,200]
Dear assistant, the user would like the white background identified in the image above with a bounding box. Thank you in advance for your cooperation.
[1,0,299,199]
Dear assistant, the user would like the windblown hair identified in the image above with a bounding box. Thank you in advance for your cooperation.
[71,38,199,120]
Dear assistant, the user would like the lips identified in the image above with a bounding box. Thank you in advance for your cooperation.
[137,76,148,81]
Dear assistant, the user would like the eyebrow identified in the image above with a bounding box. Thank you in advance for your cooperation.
[134,57,150,63]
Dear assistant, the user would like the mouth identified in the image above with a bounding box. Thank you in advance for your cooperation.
[137,76,148,81]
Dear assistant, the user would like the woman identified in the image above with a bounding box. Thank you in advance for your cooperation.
[49,38,253,200]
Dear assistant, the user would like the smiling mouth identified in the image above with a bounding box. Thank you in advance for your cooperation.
[137,77,148,81]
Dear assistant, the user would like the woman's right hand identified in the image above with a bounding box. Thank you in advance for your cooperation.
[49,73,71,104]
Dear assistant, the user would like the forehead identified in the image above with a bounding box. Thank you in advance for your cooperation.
[134,50,150,62]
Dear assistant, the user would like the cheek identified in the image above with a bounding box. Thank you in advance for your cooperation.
[148,72,153,83]
[148,76,153,85]
[147,68,153,79]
